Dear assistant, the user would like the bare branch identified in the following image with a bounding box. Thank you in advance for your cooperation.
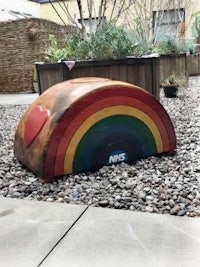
[110,0,135,23]
[110,0,117,20]
[61,1,78,25]
[49,0,67,26]
[76,0,87,37]
[97,0,107,27]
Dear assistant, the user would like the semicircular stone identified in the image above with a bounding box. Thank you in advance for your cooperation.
[14,77,176,182]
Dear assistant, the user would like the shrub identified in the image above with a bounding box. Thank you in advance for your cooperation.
[89,22,137,60]
[154,38,195,55]
[45,23,139,61]
[45,24,195,62]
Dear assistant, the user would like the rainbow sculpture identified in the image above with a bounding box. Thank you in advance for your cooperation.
[14,77,176,181]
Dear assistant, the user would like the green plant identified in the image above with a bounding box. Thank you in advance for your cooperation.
[63,34,89,60]
[162,73,178,98]
[45,35,67,62]
[155,39,180,54]
[164,73,177,85]
[154,38,195,55]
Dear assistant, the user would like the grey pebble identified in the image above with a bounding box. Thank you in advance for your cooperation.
[145,206,154,212]
[168,199,175,208]
[98,200,109,207]
[138,191,147,200]
[177,209,186,216]
[170,205,181,215]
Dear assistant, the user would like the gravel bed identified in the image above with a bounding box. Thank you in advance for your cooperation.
[0,77,200,217]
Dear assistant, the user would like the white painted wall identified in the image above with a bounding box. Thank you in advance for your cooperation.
[0,0,40,21]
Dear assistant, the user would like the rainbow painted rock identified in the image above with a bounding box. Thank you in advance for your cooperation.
[14,77,176,181]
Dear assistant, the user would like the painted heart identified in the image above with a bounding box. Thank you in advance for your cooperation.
[24,106,50,147]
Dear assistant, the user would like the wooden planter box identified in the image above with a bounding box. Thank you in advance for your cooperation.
[36,56,160,100]
[186,53,200,76]
[160,54,188,87]
[36,62,61,95]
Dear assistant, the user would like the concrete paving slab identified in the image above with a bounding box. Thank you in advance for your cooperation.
[41,207,200,267]
[0,93,39,105]
[0,197,87,267]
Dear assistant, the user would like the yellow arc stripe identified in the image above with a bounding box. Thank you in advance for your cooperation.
[64,106,163,173]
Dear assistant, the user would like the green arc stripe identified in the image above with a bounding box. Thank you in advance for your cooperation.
[73,115,157,173]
